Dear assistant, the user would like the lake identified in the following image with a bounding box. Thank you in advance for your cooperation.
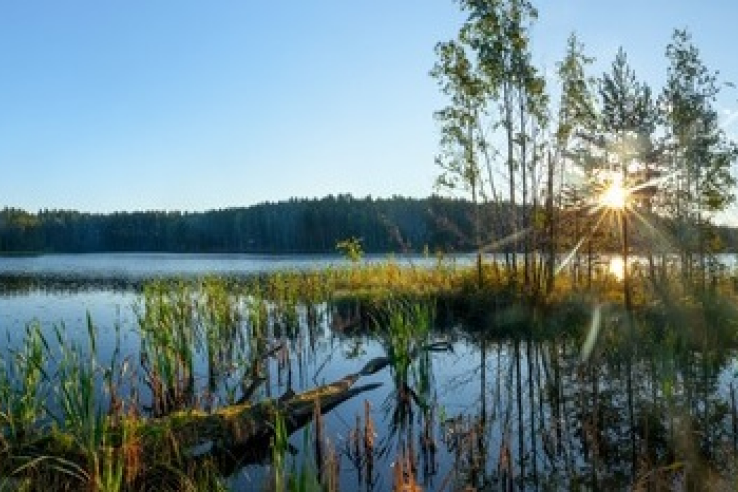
[0,252,466,279]
[1,253,737,490]
[1,251,733,282]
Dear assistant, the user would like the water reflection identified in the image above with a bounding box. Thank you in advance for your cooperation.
[0,284,737,490]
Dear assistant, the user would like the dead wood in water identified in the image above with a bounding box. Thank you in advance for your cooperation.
[0,360,386,485]
[1,341,451,485]
[145,373,381,456]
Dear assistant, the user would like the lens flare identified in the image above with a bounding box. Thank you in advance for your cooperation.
[581,304,602,363]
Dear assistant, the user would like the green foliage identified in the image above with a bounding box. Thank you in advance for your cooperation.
[556,33,596,144]
[336,236,364,263]
[0,196,505,255]
[51,316,128,491]
[0,323,47,442]
[137,281,198,416]
[383,299,433,382]
[0,264,737,488]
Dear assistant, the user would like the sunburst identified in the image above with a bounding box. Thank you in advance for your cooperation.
[608,256,625,281]
[597,174,629,212]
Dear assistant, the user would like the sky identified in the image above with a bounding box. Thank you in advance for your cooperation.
[1,1,737,222]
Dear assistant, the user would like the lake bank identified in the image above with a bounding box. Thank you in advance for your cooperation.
[0,254,737,490]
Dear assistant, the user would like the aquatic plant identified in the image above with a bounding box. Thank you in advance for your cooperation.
[137,280,199,416]
[336,237,364,263]
[0,260,737,490]
[0,322,47,443]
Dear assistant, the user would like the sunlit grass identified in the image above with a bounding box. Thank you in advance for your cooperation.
[0,259,736,489]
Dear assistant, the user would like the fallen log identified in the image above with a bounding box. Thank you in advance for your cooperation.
[177,341,452,460]
[1,341,452,483]
[0,365,384,483]
[141,373,381,456]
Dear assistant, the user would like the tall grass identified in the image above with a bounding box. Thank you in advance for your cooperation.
[0,317,135,490]
[0,261,736,490]
[137,280,198,416]
[0,322,47,443]
[52,315,127,491]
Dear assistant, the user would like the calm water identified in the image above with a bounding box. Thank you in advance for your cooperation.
[1,253,737,490]
[0,252,468,280]
[1,252,733,281]
[0,288,485,490]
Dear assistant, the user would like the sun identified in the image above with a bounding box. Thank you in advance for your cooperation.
[599,175,628,210]
[608,256,625,281]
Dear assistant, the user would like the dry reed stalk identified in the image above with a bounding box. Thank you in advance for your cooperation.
[730,382,738,453]
[313,398,324,481]
[393,446,422,492]
[123,436,143,485]
[324,437,340,492]
[420,406,437,477]
[352,413,361,460]
[364,400,375,484]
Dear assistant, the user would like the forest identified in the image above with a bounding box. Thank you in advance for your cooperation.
[0,195,484,254]
[0,196,736,256]
[3,9,738,298]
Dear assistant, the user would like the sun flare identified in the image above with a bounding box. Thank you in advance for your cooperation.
[608,256,625,281]
[600,176,628,210]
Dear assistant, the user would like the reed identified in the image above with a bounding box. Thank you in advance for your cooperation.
[0,322,47,443]
[1,260,737,490]
[392,445,421,492]
[198,277,246,406]
[51,315,129,491]
[137,280,198,416]
[270,410,289,492]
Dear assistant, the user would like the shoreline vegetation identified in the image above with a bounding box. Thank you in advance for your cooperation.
[1,259,738,490]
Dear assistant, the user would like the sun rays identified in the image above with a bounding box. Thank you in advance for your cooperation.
[608,256,625,281]
[551,169,680,279]
[470,166,682,288]
[599,174,628,211]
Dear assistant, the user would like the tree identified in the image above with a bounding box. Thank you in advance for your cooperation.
[559,47,658,308]
[336,236,364,263]
[552,32,598,290]
[601,48,659,303]
[660,29,738,290]
[431,37,487,285]
[432,0,548,292]
[470,0,547,287]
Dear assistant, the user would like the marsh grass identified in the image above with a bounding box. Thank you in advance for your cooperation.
[0,322,47,443]
[0,317,138,491]
[137,280,198,416]
[0,277,264,490]
[51,315,128,491]
[0,259,737,490]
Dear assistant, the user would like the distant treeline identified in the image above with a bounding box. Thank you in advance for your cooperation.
[0,194,736,255]
[0,195,482,254]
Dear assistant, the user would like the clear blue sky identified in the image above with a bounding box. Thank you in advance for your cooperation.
[1,1,737,219]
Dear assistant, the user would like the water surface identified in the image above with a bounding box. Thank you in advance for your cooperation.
[1,253,737,490]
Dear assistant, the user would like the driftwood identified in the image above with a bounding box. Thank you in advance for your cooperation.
[1,359,387,480]
[143,373,381,456]
[1,341,452,481]
[170,341,451,458]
